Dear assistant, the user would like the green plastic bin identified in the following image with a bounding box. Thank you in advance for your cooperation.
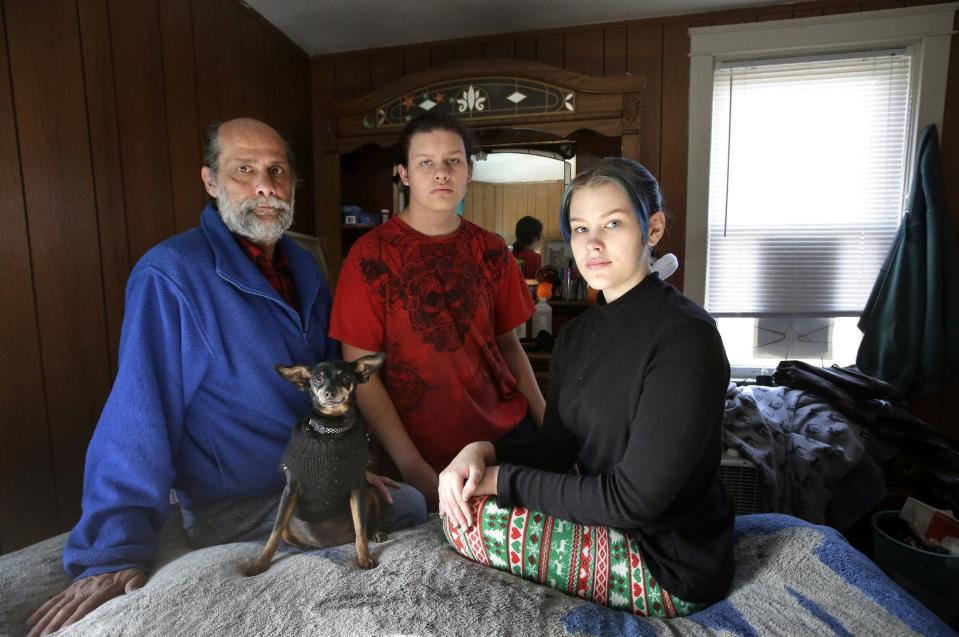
[871,510,959,625]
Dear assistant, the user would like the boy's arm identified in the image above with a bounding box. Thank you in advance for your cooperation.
[495,329,545,426]
[343,343,438,510]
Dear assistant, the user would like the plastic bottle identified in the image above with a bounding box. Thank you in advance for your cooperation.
[531,296,552,337]
[380,209,391,224]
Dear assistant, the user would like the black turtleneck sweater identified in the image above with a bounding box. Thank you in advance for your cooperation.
[494,274,734,603]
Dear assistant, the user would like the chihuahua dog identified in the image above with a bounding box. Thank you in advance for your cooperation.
[246,353,386,576]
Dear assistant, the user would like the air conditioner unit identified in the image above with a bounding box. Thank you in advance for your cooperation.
[719,455,766,515]
[754,316,832,360]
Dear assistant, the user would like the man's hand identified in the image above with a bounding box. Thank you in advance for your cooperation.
[400,460,439,511]
[365,470,400,505]
[26,568,146,637]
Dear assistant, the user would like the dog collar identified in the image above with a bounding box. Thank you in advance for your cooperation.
[307,415,353,435]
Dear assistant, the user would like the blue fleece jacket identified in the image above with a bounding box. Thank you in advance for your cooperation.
[63,205,339,579]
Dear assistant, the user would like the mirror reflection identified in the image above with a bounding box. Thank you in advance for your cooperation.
[463,150,574,271]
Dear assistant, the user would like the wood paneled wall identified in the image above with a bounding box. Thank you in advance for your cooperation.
[464,181,565,240]
[313,0,959,438]
[0,0,312,554]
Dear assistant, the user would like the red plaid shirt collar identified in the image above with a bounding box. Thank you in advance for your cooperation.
[234,234,300,311]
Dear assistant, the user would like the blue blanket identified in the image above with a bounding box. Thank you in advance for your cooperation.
[565,515,954,636]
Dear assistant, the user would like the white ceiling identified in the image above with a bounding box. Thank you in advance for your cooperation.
[245,0,788,56]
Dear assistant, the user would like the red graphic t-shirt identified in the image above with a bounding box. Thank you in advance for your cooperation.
[330,216,535,470]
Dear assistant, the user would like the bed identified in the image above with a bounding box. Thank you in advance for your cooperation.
[0,511,953,636]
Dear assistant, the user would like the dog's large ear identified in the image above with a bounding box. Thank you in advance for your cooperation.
[352,353,385,384]
[275,365,311,390]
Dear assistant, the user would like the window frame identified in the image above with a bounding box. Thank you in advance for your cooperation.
[684,4,957,310]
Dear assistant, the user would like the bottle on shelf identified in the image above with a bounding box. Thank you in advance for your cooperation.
[561,265,572,300]
[531,291,553,337]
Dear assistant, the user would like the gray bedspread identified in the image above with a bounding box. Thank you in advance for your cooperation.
[0,512,952,636]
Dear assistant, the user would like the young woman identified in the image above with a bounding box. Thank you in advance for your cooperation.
[511,215,543,280]
[330,112,546,509]
[437,157,734,617]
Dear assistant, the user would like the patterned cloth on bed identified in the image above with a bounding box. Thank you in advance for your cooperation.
[723,383,886,525]
[0,513,953,636]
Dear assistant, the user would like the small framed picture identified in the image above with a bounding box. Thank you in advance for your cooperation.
[544,240,571,269]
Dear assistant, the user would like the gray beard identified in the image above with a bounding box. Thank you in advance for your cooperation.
[216,190,295,246]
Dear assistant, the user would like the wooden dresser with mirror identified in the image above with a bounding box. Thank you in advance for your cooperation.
[312,59,646,286]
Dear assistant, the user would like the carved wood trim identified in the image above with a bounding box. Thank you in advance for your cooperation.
[320,60,647,157]
[324,59,646,116]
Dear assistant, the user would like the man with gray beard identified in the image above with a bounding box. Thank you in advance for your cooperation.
[27,118,426,637]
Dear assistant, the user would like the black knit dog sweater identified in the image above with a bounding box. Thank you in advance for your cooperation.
[281,417,369,521]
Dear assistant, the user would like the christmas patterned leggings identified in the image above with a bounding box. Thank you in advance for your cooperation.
[442,495,705,618]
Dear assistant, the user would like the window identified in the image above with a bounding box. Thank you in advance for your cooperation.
[685,5,956,376]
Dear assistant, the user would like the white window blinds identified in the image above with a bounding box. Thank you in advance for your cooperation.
[706,49,912,316]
